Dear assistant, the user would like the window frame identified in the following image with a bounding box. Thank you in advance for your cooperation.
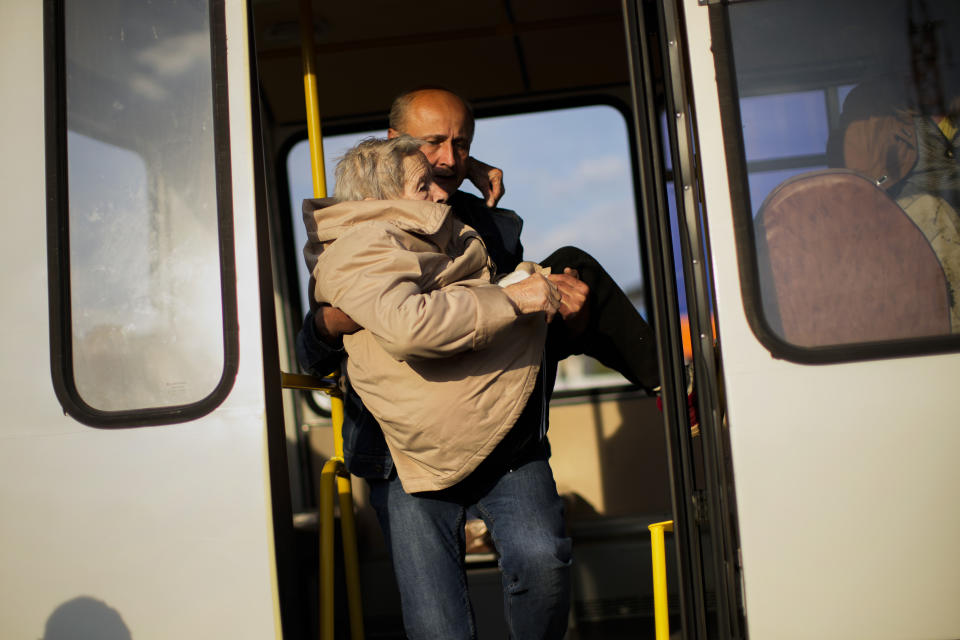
[44,0,239,427]
[709,1,960,365]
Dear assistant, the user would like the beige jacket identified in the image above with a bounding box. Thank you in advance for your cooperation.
[302,198,546,493]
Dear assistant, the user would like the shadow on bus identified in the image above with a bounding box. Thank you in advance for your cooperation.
[43,596,132,640]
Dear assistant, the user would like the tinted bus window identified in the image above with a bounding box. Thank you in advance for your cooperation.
[724,0,960,356]
[51,0,235,419]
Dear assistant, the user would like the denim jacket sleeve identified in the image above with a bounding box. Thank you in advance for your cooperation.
[342,386,394,479]
[296,310,394,479]
[295,310,345,377]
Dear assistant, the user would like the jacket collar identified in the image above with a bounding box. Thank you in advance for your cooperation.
[304,197,453,242]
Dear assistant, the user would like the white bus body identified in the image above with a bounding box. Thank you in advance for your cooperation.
[2,0,958,638]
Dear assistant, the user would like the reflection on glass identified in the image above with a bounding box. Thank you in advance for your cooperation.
[65,0,224,411]
[748,167,826,216]
[740,91,829,161]
[729,0,960,348]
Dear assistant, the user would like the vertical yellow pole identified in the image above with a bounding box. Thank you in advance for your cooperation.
[319,456,338,640]
[649,520,674,640]
[299,0,327,200]
[338,477,364,638]
[332,392,365,640]
[298,2,363,639]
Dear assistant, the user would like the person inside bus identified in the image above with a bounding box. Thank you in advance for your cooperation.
[300,132,660,640]
[827,73,960,330]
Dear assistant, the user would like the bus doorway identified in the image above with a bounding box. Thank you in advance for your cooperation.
[252,0,698,637]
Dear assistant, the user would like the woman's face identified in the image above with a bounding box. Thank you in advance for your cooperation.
[400,155,447,203]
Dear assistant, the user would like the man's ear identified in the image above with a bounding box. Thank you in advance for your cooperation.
[387,128,399,139]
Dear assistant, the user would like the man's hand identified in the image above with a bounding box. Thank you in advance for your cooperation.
[466,156,505,208]
[548,268,590,336]
[313,304,362,344]
[503,273,561,322]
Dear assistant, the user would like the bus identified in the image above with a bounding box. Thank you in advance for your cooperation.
[2,0,958,638]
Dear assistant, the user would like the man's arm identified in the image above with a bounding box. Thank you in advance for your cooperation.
[295,276,363,377]
[295,309,346,377]
[467,156,505,208]
[308,275,362,342]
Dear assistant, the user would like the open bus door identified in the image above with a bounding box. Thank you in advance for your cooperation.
[624,1,743,637]
[259,1,682,637]
[629,0,960,638]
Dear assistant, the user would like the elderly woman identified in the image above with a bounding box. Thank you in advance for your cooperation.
[302,136,561,493]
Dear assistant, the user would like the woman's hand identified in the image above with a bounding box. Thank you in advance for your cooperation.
[503,273,561,322]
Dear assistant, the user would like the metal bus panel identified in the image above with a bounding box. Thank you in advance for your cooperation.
[0,1,284,638]
[681,0,960,637]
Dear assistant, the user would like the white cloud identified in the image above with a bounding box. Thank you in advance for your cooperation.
[522,199,643,292]
[566,154,630,186]
[127,31,209,102]
[137,31,209,77]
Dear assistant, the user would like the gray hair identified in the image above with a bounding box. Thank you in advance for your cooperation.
[334,136,426,201]
[388,86,475,141]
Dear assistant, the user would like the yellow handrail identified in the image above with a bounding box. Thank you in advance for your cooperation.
[280,372,363,640]
[280,372,338,391]
[648,520,674,640]
[296,1,363,638]
[316,386,363,640]
[299,0,327,200]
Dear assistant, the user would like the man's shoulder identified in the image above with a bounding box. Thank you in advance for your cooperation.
[450,190,521,221]
[450,190,484,207]
[449,190,524,270]
[449,190,488,216]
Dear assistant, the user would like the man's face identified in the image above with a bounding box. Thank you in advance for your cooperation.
[389,90,472,198]
[400,154,447,203]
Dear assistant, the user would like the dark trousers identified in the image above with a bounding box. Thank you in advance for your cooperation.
[540,246,660,394]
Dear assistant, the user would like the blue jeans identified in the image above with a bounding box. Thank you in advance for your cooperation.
[368,436,572,640]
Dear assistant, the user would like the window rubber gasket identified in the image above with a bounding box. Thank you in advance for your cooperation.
[44,0,239,427]
[708,2,960,366]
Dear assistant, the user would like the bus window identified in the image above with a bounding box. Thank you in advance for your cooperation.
[721,0,960,358]
[287,104,647,390]
[49,0,236,421]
